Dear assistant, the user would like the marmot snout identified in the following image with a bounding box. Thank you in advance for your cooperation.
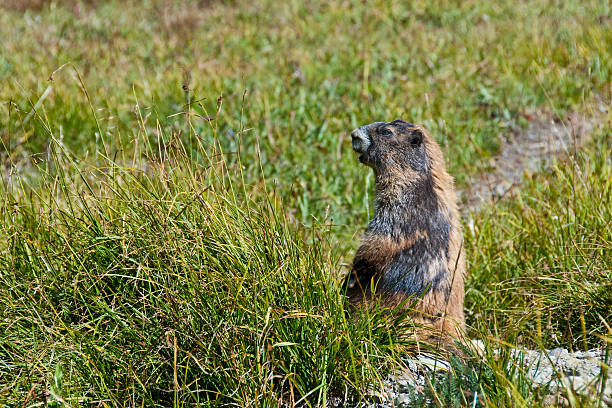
[346,120,466,337]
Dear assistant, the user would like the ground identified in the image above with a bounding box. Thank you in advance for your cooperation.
[0,1,611,407]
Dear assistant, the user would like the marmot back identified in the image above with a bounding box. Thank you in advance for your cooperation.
[346,120,465,337]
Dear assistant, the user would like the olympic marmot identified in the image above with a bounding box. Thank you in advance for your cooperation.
[345,120,465,338]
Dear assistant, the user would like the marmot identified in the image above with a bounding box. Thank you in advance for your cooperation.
[345,120,465,338]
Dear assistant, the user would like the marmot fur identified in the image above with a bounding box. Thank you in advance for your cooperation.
[346,120,465,338]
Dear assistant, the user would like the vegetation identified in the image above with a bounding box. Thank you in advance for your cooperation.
[0,0,610,406]
[467,129,611,350]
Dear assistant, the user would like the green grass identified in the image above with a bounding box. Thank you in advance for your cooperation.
[2,0,611,226]
[0,127,414,405]
[466,127,612,349]
[1,0,611,406]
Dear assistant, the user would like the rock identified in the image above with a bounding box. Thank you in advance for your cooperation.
[542,393,569,407]
[394,394,413,407]
[414,353,451,371]
[364,386,389,403]
[549,347,568,358]
[562,375,586,391]
[354,347,611,408]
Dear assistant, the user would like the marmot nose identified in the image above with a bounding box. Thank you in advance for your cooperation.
[351,128,370,153]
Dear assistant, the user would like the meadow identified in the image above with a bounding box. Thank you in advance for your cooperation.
[0,0,610,406]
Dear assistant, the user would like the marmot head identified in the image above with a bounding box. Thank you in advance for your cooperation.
[351,120,430,176]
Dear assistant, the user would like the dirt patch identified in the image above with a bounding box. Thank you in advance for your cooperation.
[460,104,609,211]
[0,0,99,12]
[1,0,50,12]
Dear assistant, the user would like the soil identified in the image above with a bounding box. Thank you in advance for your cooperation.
[460,105,608,211]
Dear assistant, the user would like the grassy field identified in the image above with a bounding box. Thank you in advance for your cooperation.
[1,0,611,406]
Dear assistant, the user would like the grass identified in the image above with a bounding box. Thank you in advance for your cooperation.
[1,0,611,406]
[466,127,612,350]
[2,0,611,225]
[0,123,413,405]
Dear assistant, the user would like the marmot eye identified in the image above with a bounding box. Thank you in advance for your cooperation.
[380,128,392,136]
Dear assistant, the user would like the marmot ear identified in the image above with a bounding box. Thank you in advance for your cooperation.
[409,129,424,147]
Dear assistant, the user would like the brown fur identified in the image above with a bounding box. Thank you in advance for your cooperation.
[347,121,466,340]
